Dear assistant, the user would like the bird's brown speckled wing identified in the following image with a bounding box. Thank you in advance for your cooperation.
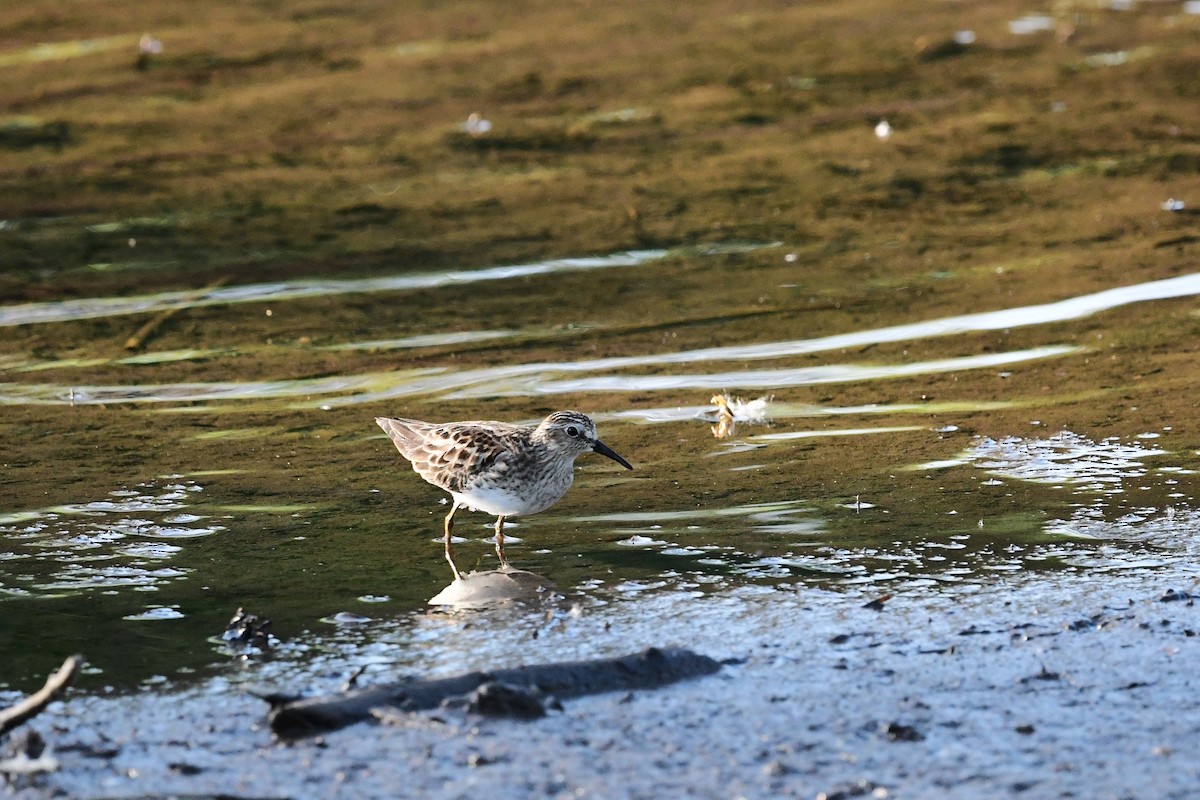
[376,417,529,493]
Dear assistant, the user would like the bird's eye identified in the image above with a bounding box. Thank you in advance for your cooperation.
[566,426,580,437]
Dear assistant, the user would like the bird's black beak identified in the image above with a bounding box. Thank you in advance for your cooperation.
[592,439,633,470]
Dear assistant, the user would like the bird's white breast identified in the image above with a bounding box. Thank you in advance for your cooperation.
[451,485,562,517]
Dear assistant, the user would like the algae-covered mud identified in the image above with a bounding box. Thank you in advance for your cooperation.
[2,0,1200,796]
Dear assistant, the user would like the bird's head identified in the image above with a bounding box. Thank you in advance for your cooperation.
[536,411,633,469]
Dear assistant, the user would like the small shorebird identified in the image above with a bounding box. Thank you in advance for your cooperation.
[376,411,633,579]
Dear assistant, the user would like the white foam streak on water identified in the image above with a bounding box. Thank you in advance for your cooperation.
[0,34,137,67]
[319,330,517,351]
[608,399,1017,425]
[627,272,1200,365]
[0,370,443,406]
[453,346,1078,397]
[1,331,538,374]
[2,243,1197,354]
[320,267,1200,394]
[405,271,1200,379]
[574,499,808,524]
[0,250,670,327]
[750,426,924,442]
[5,259,1200,405]
[1046,506,1200,561]
[0,346,1077,406]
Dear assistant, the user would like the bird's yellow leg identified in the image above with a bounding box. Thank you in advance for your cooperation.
[494,516,509,568]
[444,503,464,581]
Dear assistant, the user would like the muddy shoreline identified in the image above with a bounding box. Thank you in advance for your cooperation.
[6,570,1200,799]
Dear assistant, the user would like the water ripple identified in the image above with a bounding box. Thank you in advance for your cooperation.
[0,346,1077,406]
[0,249,677,326]
[0,479,221,596]
[965,431,1169,494]
[449,346,1078,397]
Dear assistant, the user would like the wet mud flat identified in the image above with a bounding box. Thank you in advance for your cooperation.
[6,570,1200,800]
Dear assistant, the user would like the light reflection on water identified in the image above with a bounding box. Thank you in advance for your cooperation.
[608,399,1019,425]
[2,243,1197,602]
[3,245,1200,691]
[0,369,442,406]
[965,431,1169,494]
[439,346,1079,398]
[749,425,925,442]
[553,429,1200,591]
[0,478,221,597]
[0,346,1077,407]
[0,248,675,327]
[13,428,1189,610]
[0,328,586,374]
[3,262,1200,407]
[942,432,1200,574]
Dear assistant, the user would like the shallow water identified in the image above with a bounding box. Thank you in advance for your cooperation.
[5,0,1200,710]
[3,241,1200,693]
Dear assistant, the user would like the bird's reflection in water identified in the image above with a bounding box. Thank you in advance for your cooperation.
[428,566,559,609]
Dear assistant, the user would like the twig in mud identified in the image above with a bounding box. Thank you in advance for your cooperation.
[341,665,369,693]
[0,655,83,737]
[122,276,230,350]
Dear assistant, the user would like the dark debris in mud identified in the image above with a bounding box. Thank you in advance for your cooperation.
[1159,588,1196,604]
[861,594,892,611]
[881,721,924,742]
[220,608,278,656]
[815,779,887,800]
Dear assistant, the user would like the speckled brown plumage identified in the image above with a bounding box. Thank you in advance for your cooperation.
[376,411,632,580]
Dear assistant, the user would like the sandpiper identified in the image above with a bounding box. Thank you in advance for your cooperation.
[376,411,633,579]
